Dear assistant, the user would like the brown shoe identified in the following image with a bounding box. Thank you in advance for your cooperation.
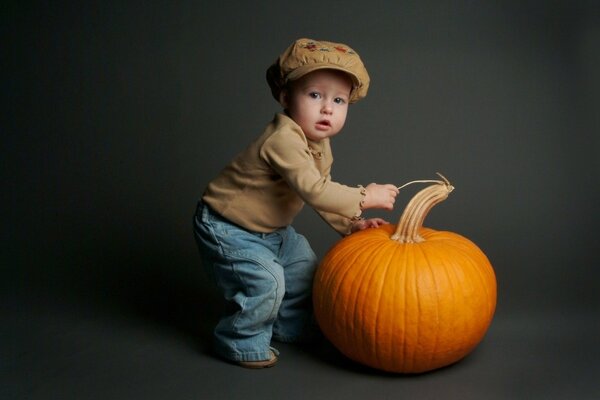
[238,351,278,369]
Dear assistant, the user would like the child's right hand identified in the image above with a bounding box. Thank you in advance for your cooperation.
[363,183,399,211]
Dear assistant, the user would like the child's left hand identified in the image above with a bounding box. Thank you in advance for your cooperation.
[351,218,389,233]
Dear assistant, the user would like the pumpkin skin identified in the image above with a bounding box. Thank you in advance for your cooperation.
[313,184,497,374]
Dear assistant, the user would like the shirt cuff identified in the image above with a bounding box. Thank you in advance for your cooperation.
[352,185,367,220]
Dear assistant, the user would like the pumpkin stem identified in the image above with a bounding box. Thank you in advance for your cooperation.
[391,173,454,243]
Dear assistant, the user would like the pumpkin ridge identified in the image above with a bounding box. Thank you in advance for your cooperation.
[434,243,490,364]
[371,240,400,368]
[328,249,363,341]
[407,244,421,371]
[433,242,460,366]
[401,244,412,371]
[465,247,494,315]
[329,239,386,358]
[431,235,496,318]
[360,244,385,364]
[451,253,484,358]
[317,244,363,342]
[411,245,422,371]
[391,244,406,370]
[349,245,376,359]
[415,242,441,369]
[353,239,393,363]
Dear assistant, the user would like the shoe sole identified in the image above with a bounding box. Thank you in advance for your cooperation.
[238,351,278,369]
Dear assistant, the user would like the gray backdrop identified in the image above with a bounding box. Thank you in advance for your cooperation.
[4,1,599,399]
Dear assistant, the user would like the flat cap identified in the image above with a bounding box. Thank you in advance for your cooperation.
[266,38,370,104]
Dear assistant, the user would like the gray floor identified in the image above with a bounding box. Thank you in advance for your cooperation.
[4,283,599,400]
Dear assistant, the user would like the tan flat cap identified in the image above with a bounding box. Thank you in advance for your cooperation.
[266,38,370,104]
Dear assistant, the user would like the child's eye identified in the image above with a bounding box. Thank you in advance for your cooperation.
[309,92,321,99]
[334,97,346,105]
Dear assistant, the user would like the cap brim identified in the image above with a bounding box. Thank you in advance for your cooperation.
[286,64,361,92]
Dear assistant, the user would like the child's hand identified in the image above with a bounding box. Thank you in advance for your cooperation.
[363,183,399,210]
[351,218,389,233]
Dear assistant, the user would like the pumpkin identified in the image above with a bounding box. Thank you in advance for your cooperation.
[313,175,497,373]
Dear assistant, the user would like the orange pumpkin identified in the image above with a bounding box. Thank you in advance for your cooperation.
[313,176,497,373]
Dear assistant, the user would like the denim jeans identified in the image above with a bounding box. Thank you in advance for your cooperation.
[193,202,318,362]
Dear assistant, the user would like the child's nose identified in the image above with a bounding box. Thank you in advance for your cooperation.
[321,102,333,114]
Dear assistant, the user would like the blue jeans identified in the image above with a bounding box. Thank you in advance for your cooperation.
[193,202,318,362]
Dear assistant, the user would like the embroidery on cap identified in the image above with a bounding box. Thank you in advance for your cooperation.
[304,42,318,51]
[300,41,355,55]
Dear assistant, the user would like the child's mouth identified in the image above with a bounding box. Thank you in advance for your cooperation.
[316,120,331,129]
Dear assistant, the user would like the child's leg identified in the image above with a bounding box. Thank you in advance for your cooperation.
[194,203,285,363]
[209,252,284,362]
[272,226,318,342]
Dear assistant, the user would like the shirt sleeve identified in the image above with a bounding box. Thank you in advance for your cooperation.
[316,209,354,236]
[260,127,364,219]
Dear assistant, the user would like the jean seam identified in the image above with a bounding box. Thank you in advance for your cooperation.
[201,204,227,257]
[231,255,283,323]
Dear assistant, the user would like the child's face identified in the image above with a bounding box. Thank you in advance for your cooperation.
[282,69,353,142]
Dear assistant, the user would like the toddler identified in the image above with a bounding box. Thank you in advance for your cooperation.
[194,38,399,368]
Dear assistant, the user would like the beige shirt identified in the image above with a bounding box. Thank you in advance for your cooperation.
[202,113,364,235]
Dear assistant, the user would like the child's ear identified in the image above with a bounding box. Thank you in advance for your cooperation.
[279,89,289,108]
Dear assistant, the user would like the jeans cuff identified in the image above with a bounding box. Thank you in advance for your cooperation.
[216,345,280,362]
